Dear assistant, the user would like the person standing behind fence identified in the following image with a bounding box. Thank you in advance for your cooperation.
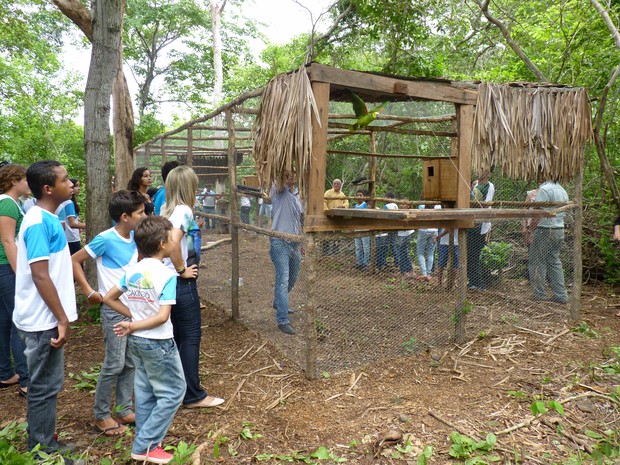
[467,170,495,290]
[200,185,217,229]
[353,190,370,270]
[375,193,399,271]
[269,171,303,335]
[435,228,459,288]
[416,205,441,282]
[323,179,348,255]
[162,165,224,408]
[0,163,30,397]
[240,195,252,224]
[528,178,569,304]
[153,161,181,216]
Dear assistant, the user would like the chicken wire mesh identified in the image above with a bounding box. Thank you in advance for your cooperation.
[200,205,577,378]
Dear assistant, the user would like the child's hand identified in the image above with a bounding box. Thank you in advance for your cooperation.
[51,321,69,348]
[114,321,132,337]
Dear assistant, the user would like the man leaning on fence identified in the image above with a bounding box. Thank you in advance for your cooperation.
[527,177,569,304]
[268,171,303,335]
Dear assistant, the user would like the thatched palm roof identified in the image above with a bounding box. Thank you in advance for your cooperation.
[472,82,593,182]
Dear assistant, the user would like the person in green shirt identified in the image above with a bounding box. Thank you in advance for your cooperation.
[0,163,30,395]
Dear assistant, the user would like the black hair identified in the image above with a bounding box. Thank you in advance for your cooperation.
[26,160,62,200]
[108,190,147,222]
[134,215,172,258]
[386,191,395,199]
[70,178,80,216]
[127,167,149,191]
[356,189,368,196]
[161,161,182,183]
[146,187,158,199]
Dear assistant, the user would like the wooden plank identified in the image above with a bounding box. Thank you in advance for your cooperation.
[456,105,473,209]
[305,214,472,232]
[328,122,457,137]
[324,207,559,220]
[308,81,330,216]
[308,63,477,105]
[327,150,453,160]
[226,110,240,321]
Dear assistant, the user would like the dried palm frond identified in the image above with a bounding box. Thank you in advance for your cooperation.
[252,66,320,197]
[472,82,593,183]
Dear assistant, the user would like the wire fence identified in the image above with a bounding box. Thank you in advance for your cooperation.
[199,207,577,378]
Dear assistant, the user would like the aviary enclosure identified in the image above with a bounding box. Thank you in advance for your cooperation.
[134,64,592,379]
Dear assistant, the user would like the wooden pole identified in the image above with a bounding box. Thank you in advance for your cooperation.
[455,228,467,342]
[570,164,583,321]
[307,81,330,215]
[187,128,193,168]
[226,110,240,320]
[304,234,318,380]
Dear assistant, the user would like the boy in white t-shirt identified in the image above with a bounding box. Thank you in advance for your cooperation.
[72,190,146,436]
[13,160,77,457]
[104,216,185,465]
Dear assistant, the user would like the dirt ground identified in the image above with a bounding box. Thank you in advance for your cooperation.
[1,234,619,464]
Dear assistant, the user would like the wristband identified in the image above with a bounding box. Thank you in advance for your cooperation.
[88,290,97,299]
[177,267,186,275]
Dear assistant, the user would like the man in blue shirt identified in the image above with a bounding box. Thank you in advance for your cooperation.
[269,171,303,335]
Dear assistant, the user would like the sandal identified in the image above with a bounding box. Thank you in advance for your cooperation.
[94,421,126,436]
[18,386,27,398]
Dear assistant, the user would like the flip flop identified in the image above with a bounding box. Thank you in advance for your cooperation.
[94,421,126,437]
[115,413,136,426]
[615,312,620,317]
[0,377,18,389]
[18,387,27,398]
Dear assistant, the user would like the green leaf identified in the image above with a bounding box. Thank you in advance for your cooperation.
[530,400,547,416]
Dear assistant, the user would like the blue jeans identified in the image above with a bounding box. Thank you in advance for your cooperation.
[354,236,370,268]
[269,239,301,325]
[0,264,28,387]
[202,206,215,229]
[397,234,414,273]
[240,206,251,224]
[128,336,185,455]
[18,328,64,452]
[438,244,459,268]
[171,278,206,404]
[94,305,134,420]
[416,230,438,276]
[375,234,398,270]
[529,227,567,301]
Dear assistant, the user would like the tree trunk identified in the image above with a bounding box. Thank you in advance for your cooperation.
[113,29,135,190]
[84,0,122,246]
[211,0,226,149]
[53,0,136,204]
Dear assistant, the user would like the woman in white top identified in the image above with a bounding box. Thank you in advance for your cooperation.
[162,165,224,409]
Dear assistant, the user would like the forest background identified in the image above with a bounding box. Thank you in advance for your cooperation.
[1,0,620,282]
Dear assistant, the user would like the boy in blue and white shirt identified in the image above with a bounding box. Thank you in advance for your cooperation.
[13,160,76,457]
[104,216,186,465]
[72,190,146,436]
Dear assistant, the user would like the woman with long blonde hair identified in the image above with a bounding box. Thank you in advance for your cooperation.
[162,165,224,408]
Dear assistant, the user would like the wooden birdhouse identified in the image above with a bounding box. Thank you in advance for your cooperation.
[422,157,458,201]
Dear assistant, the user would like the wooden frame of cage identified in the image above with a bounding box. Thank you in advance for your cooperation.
[133,64,585,379]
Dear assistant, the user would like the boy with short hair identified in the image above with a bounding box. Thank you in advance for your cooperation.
[104,216,186,464]
[13,160,77,456]
[72,190,147,436]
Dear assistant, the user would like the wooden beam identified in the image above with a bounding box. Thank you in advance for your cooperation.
[307,63,478,105]
[307,81,330,216]
[328,122,456,137]
[226,110,240,321]
[327,150,453,160]
[305,214,473,232]
[324,207,561,220]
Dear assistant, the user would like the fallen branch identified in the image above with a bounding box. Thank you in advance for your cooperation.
[428,410,481,440]
[544,328,571,345]
[202,237,232,250]
[539,417,593,454]
[265,389,298,410]
[223,378,247,411]
[191,441,209,465]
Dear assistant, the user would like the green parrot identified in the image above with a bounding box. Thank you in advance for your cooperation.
[346,89,387,131]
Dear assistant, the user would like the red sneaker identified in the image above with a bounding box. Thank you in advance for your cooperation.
[131,446,173,464]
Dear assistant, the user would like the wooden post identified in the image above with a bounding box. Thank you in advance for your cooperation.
[161,138,167,165]
[307,81,330,217]
[226,110,240,320]
[455,227,467,342]
[570,165,583,321]
[187,128,193,168]
[456,104,473,210]
[369,132,377,267]
[304,234,318,380]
